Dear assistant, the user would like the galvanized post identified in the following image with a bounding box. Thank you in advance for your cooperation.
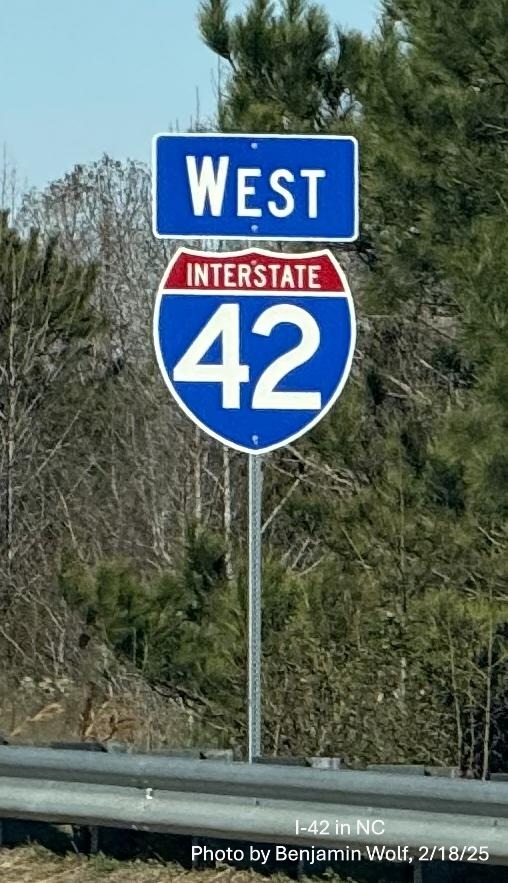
[248,453,263,762]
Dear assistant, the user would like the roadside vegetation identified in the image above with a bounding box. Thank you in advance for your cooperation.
[0,0,506,774]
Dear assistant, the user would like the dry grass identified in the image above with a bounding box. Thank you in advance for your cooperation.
[0,668,195,750]
[0,847,273,883]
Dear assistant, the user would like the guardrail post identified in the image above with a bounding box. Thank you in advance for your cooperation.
[89,826,99,855]
[417,861,455,882]
[192,836,205,869]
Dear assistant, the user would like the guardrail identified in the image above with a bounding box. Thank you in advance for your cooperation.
[0,747,506,869]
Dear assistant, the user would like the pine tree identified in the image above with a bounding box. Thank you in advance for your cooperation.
[199,0,366,132]
[0,212,103,609]
[197,0,508,770]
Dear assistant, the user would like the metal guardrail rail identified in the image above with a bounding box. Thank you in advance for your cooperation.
[0,747,506,865]
[0,746,507,817]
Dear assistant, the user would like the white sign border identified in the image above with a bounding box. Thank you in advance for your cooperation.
[152,132,359,243]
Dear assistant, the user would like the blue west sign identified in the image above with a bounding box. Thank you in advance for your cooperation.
[153,247,356,454]
[152,133,358,242]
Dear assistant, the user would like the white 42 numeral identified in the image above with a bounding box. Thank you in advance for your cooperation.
[172,303,321,410]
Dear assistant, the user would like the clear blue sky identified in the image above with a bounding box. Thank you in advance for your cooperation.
[1,0,378,191]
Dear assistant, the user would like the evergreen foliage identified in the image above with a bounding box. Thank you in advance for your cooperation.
[195,0,508,771]
[0,213,103,607]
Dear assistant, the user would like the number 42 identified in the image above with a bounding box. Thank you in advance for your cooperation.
[173,303,322,410]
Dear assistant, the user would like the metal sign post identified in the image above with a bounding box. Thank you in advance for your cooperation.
[248,453,263,762]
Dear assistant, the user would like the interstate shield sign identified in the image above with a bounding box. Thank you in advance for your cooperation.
[153,247,356,454]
